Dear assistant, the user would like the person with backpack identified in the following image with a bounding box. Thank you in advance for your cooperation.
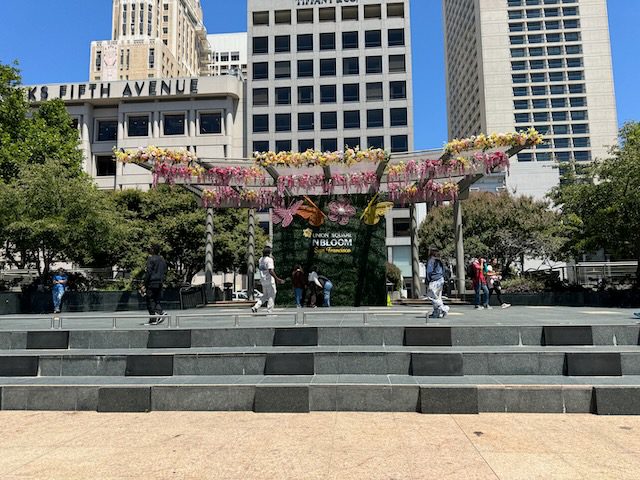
[144,244,168,324]
[426,248,450,318]
[471,257,490,309]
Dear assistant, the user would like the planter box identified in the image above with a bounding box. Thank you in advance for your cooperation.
[0,293,21,315]
[501,291,640,308]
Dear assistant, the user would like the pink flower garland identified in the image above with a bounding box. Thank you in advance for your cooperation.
[388,181,459,205]
[202,187,278,209]
[277,172,379,196]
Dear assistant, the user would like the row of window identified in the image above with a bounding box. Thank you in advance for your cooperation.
[508,6,578,19]
[510,32,581,43]
[252,108,408,133]
[513,83,586,96]
[513,70,584,82]
[252,135,409,155]
[508,0,577,6]
[94,112,223,141]
[513,109,588,122]
[512,57,583,70]
[252,3,405,26]
[518,151,591,163]
[511,45,582,57]
[514,122,589,135]
[253,81,407,106]
[252,55,407,80]
[509,19,580,30]
[514,98,587,114]
[253,29,405,54]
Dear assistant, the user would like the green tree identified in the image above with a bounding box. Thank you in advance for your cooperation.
[550,122,640,283]
[418,192,567,275]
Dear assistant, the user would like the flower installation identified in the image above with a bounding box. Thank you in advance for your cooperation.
[272,200,304,228]
[387,180,459,204]
[276,171,379,196]
[327,198,357,226]
[254,147,387,168]
[202,187,276,209]
[114,146,197,164]
[443,128,543,155]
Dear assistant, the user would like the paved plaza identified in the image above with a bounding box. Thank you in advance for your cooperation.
[0,411,639,479]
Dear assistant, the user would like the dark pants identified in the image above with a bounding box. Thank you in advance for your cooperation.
[146,286,164,315]
[489,286,505,305]
[306,283,318,307]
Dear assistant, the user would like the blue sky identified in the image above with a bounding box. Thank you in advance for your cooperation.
[0,0,637,150]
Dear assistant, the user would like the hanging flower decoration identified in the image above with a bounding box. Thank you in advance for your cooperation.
[204,166,266,186]
[327,198,357,226]
[443,128,543,155]
[115,146,197,164]
[254,147,387,168]
[277,171,380,196]
[202,187,276,209]
[273,200,304,228]
[388,181,459,204]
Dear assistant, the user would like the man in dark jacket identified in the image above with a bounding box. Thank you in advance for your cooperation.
[426,248,449,318]
[144,244,168,324]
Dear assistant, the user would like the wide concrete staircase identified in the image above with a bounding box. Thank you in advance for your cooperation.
[0,311,639,414]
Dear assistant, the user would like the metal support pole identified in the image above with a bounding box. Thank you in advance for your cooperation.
[409,205,423,299]
[247,208,256,301]
[453,199,466,299]
[205,207,215,303]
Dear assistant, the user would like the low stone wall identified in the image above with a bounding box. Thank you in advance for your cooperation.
[501,291,640,308]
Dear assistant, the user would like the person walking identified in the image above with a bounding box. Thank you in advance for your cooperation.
[144,244,168,325]
[51,268,68,314]
[487,260,511,309]
[472,257,490,309]
[306,266,320,308]
[252,246,285,314]
[426,249,450,318]
[292,265,306,308]
[316,273,334,307]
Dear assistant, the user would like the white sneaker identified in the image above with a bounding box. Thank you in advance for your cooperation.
[474,305,481,310]
[501,303,512,309]
[484,305,493,310]
[251,307,258,313]
[441,308,450,318]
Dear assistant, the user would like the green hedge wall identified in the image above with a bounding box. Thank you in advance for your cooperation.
[272,195,387,307]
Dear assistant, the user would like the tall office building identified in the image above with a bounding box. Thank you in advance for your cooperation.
[443,0,618,199]
[246,0,418,287]
[206,33,248,77]
[90,0,209,81]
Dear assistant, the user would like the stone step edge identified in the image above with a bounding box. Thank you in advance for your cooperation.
[0,383,638,415]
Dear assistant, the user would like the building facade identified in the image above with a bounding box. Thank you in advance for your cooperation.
[443,0,618,199]
[26,76,245,190]
[246,0,417,284]
[90,0,209,81]
[206,33,248,77]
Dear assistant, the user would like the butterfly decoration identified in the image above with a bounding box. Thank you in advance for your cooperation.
[361,194,394,225]
[296,196,327,227]
[273,200,304,228]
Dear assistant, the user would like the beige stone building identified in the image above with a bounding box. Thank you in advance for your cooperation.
[90,0,209,81]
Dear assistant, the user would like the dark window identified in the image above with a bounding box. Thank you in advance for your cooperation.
[253,88,268,106]
[573,138,589,148]
[253,62,268,80]
[320,58,336,76]
[574,151,591,161]
[253,37,268,54]
[567,71,584,81]
[200,113,222,134]
[319,7,335,21]
[253,141,269,153]
[298,113,314,131]
[343,84,360,102]
[321,138,338,152]
[387,3,404,17]
[275,61,291,79]
[162,113,184,135]
[513,87,528,97]
[555,138,570,148]
[274,35,290,53]
[388,29,405,47]
[569,84,585,94]
[275,114,291,132]
[390,81,406,99]
[127,115,149,137]
[298,139,314,151]
[567,58,583,68]
[368,136,384,149]
[343,110,360,129]
[571,111,587,121]
[343,57,360,75]
[554,125,569,135]
[274,10,291,24]
[533,112,549,122]
[389,55,406,73]
[392,218,411,237]
[297,34,313,52]
[551,98,567,108]
[96,155,116,176]
[253,114,269,133]
[320,85,337,103]
[365,30,382,48]
[298,86,314,104]
[366,82,383,101]
[275,140,291,152]
[297,59,314,78]
[514,113,530,123]
[97,120,117,142]
[552,111,568,121]
[364,4,382,18]
[566,45,582,55]
[547,46,563,56]
[572,124,589,134]
[532,99,548,109]
[390,108,407,127]
[252,11,269,25]
[367,109,384,128]
[344,137,361,149]
[321,112,337,130]
[366,56,382,74]
[342,31,359,49]
[555,152,570,162]
[297,9,313,23]
[275,87,291,105]
[320,33,336,50]
[514,100,528,110]
[342,5,359,20]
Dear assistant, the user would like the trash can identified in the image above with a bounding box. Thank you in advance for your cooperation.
[223,282,233,301]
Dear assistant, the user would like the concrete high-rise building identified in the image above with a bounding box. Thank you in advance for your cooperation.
[90,0,209,81]
[246,0,418,287]
[443,0,618,199]
[206,33,248,77]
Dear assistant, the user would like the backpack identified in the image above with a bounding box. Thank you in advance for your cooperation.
[466,262,476,280]
[443,262,452,282]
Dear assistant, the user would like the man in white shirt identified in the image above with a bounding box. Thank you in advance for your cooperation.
[252,246,285,314]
